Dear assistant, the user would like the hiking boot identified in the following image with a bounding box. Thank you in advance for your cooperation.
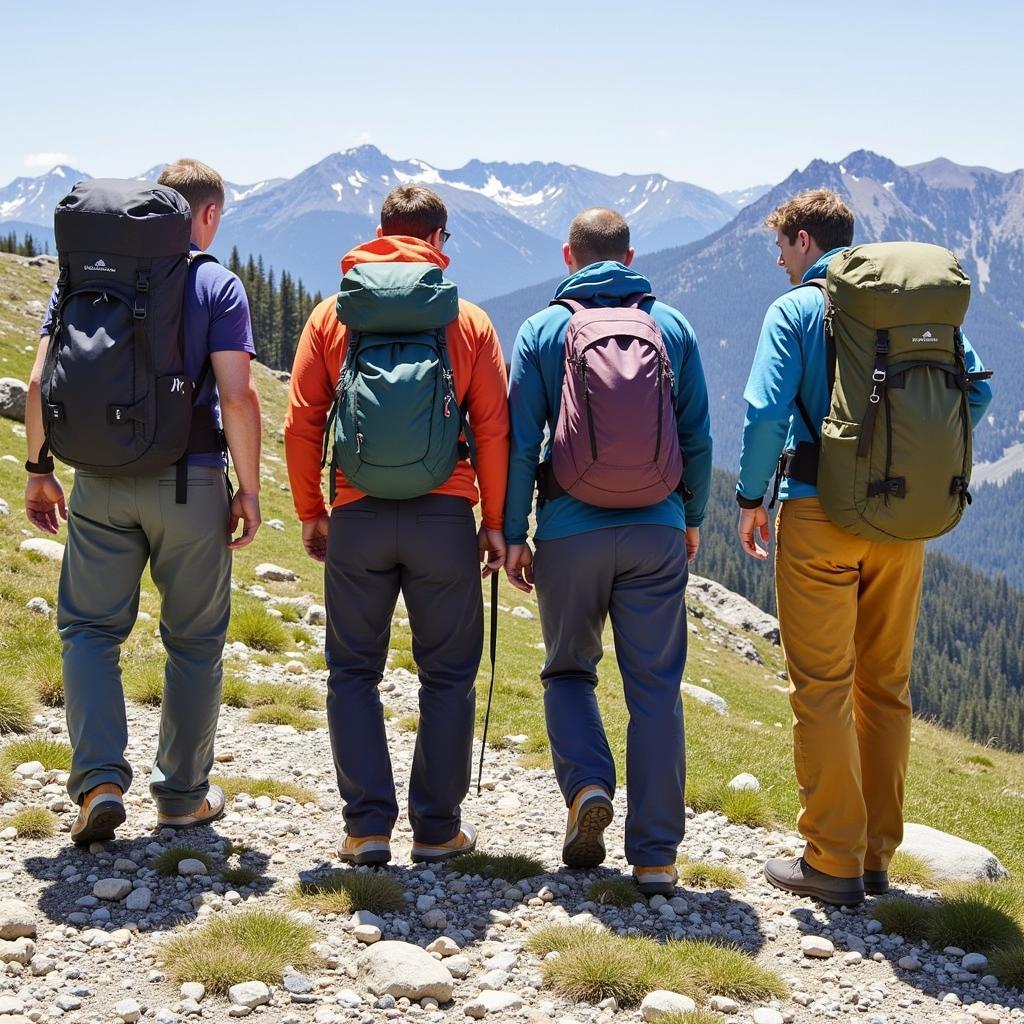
[633,864,679,897]
[156,784,226,831]
[562,785,614,869]
[764,856,865,906]
[71,783,126,845]
[338,834,392,867]
[863,869,890,896]
[411,823,477,864]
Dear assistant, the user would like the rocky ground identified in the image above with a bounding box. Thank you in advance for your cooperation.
[1,588,1022,1024]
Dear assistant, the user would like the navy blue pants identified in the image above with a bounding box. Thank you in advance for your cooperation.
[324,495,482,844]
[535,525,688,866]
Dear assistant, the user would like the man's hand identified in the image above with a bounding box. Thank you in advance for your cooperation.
[302,514,330,563]
[738,506,771,560]
[504,542,535,594]
[686,526,700,562]
[478,526,506,579]
[25,474,66,535]
[228,491,261,550]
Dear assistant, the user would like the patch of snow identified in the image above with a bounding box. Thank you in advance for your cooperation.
[883,181,895,191]
[230,181,268,202]
[393,164,443,186]
[331,182,344,202]
[0,197,27,217]
[348,172,367,189]
[839,164,847,174]
[51,167,66,178]
[628,197,650,216]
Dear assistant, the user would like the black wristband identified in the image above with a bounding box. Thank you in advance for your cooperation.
[735,492,764,510]
[25,457,55,475]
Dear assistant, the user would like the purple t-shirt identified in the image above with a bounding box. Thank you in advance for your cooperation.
[41,249,254,468]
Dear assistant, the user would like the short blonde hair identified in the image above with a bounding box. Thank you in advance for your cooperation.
[765,189,854,251]
[158,158,225,216]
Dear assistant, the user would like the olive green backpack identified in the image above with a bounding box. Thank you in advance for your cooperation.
[796,242,991,542]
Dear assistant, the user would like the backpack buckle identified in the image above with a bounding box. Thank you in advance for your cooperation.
[135,270,150,293]
[872,368,887,383]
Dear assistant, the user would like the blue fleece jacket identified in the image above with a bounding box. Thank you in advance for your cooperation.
[737,249,994,503]
[504,261,713,546]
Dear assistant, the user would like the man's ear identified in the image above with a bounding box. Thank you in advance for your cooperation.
[797,229,812,253]
[375,225,383,239]
[623,247,635,268]
[204,202,219,227]
[562,242,574,271]
[427,227,443,250]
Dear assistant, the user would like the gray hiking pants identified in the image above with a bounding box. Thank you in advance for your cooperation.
[535,525,688,866]
[57,467,232,815]
[324,494,483,845]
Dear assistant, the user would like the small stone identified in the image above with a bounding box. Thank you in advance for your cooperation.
[962,953,989,973]
[114,857,138,873]
[178,858,208,876]
[801,935,835,959]
[898,955,922,971]
[640,991,697,1019]
[25,596,50,615]
[284,972,314,995]
[94,878,133,901]
[305,605,326,625]
[511,606,533,619]
[115,997,142,1023]
[968,1004,1002,1024]
[0,996,25,1015]
[354,924,382,945]
[358,940,454,1001]
[752,1010,785,1024]
[446,955,471,979]
[0,899,37,939]
[843,951,863,965]
[710,996,739,1014]
[464,992,524,1017]
[0,937,35,964]
[55,994,83,1011]
[255,563,297,582]
[421,908,447,929]
[125,887,152,911]
[728,772,761,792]
[180,982,206,1002]
[425,936,460,957]
[228,981,271,1008]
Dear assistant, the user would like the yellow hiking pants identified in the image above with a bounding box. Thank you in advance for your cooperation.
[775,498,925,878]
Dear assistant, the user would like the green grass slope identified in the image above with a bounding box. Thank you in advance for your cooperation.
[1,252,1021,877]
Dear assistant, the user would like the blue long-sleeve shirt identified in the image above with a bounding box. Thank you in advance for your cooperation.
[504,260,713,545]
[737,249,994,502]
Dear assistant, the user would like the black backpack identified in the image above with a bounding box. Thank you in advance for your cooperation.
[41,179,225,502]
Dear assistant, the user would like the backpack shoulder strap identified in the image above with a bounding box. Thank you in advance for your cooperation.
[787,277,833,439]
[187,250,219,267]
[549,297,587,314]
[622,291,657,309]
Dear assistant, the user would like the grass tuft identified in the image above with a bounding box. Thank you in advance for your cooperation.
[277,604,301,624]
[161,909,318,993]
[213,775,317,805]
[965,754,995,769]
[3,806,57,838]
[0,737,72,771]
[991,946,1024,989]
[152,846,214,877]
[928,882,1024,952]
[396,714,419,733]
[677,859,745,890]
[123,661,164,706]
[292,870,405,916]
[686,780,773,829]
[247,681,321,710]
[221,675,252,708]
[229,604,290,653]
[872,898,933,940]
[655,1014,724,1024]
[887,851,938,888]
[0,766,18,800]
[0,678,37,734]
[246,704,320,731]
[588,877,639,907]
[527,926,785,1007]
[24,646,64,707]
[221,865,263,888]
[447,850,545,883]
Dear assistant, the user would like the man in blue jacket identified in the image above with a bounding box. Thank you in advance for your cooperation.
[504,208,712,896]
[737,190,992,905]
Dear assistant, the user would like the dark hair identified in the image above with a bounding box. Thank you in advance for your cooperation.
[567,207,631,266]
[380,185,448,240]
[158,158,225,216]
[765,189,854,251]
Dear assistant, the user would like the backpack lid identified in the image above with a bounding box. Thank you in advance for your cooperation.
[828,242,970,329]
[336,262,459,334]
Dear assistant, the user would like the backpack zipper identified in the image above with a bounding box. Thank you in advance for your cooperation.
[576,354,599,461]
[654,356,665,461]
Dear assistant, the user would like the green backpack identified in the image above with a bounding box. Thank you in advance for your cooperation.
[325,262,472,500]
[792,242,991,542]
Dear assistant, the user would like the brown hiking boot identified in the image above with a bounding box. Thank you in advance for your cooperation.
[71,783,126,845]
[338,834,393,866]
[156,785,225,830]
[632,864,679,897]
[562,785,614,868]
[411,823,477,864]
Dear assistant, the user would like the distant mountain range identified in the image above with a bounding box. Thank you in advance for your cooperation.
[0,147,744,300]
[483,149,1024,470]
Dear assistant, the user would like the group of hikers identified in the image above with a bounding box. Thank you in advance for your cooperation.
[22,158,992,906]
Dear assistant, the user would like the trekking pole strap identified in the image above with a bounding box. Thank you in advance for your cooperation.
[476,570,499,796]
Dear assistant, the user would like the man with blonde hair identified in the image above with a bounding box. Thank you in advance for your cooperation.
[736,189,991,904]
[25,158,261,843]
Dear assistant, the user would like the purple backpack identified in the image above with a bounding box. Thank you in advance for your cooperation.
[549,294,683,508]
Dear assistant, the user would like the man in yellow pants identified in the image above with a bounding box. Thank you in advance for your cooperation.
[735,190,992,905]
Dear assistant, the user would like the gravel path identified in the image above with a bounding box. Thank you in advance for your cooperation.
[1,601,1021,1024]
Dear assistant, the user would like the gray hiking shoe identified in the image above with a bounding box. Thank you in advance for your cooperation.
[863,869,890,896]
[764,856,865,906]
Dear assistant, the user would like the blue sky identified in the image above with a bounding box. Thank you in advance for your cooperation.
[4,1,1022,192]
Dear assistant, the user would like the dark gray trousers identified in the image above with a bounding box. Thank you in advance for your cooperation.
[324,495,483,844]
[535,525,688,866]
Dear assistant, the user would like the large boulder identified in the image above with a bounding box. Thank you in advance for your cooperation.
[0,378,28,422]
[358,940,454,1002]
[20,538,65,562]
[688,575,780,643]
[680,683,728,715]
[899,823,1009,882]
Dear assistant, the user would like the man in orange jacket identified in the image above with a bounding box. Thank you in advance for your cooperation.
[285,186,509,865]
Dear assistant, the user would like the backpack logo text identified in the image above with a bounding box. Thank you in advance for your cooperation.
[84,258,116,273]
[912,330,936,344]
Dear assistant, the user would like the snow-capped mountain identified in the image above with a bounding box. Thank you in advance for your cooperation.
[718,184,773,209]
[0,165,89,234]
[134,165,285,206]
[484,150,1024,467]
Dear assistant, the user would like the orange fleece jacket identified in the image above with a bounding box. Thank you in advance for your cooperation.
[284,236,510,530]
